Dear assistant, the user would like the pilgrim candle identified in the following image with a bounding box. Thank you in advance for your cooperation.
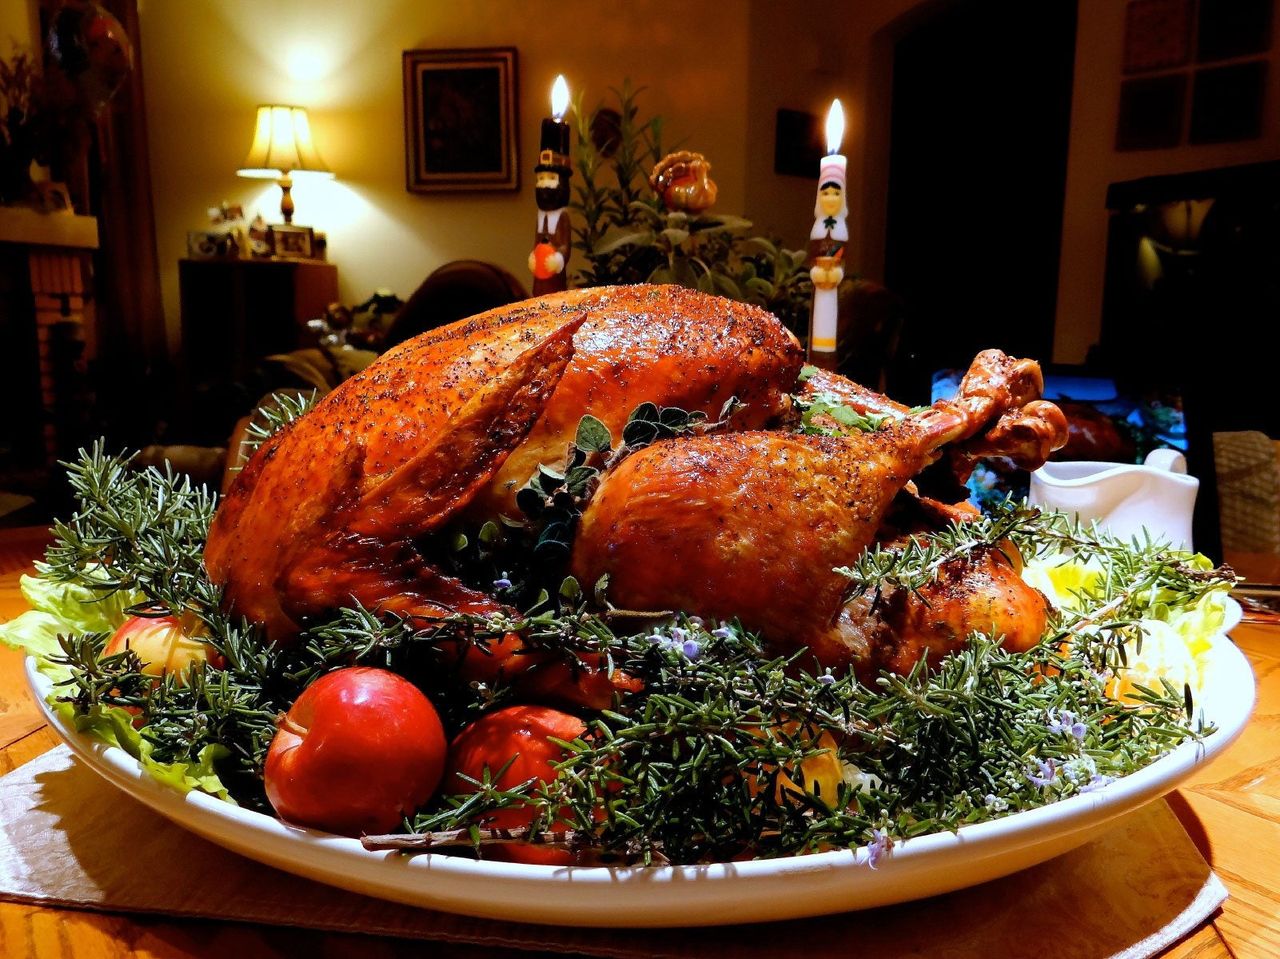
[539,74,571,157]
[531,75,573,295]
[808,98,848,361]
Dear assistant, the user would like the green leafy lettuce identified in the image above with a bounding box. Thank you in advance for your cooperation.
[0,568,232,801]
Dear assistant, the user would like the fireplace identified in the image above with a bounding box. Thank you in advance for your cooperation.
[0,207,98,523]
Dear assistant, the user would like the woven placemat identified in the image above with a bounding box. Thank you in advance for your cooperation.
[0,747,1225,958]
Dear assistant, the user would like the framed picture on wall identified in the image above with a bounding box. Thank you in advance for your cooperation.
[268,225,315,260]
[403,47,520,193]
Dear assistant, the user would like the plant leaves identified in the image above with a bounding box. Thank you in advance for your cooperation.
[627,402,660,425]
[595,224,656,255]
[712,273,743,300]
[669,257,700,289]
[515,486,545,518]
[575,414,613,453]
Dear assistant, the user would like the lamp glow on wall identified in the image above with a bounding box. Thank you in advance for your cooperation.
[237,105,333,224]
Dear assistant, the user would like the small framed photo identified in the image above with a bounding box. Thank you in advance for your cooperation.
[403,46,519,193]
[187,231,221,259]
[269,224,315,260]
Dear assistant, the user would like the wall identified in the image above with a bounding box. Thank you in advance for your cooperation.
[138,0,1280,363]
[0,0,38,55]
[743,4,859,252]
[138,0,750,351]
[745,0,1280,365]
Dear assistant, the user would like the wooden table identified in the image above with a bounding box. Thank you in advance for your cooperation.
[1,527,1277,958]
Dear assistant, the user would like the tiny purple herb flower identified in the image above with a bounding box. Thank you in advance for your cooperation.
[865,828,892,869]
[681,638,702,660]
[1080,773,1115,793]
[818,672,836,686]
[711,626,734,641]
[1047,709,1087,742]
[493,573,513,591]
[1027,757,1058,788]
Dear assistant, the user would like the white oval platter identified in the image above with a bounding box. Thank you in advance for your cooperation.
[25,627,1254,928]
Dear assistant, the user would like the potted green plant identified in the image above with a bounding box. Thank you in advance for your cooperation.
[569,82,814,338]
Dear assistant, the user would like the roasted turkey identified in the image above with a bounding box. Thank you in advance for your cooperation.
[205,285,1067,682]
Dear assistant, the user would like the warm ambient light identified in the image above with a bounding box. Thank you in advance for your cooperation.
[237,105,333,224]
[550,75,570,121]
[825,98,845,155]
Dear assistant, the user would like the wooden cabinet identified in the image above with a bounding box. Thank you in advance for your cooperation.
[178,257,337,381]
[177,258,337,444]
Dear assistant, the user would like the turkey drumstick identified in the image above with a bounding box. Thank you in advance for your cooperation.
[571,349,1066,674]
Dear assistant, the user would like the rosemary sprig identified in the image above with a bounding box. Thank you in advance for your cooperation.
[36,445,1229,863]
[233,390,318,470]
[43,441,218,615]
[835,501,1037,596]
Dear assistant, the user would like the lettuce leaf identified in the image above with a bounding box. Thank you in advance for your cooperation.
[60,702,232,802]
[0,568,143,681]
[1,568,232,802]
[1023,551,1231,699]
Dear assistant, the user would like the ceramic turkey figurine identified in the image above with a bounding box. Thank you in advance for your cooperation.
[649,151,718,213]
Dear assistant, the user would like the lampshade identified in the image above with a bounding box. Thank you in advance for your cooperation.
[238,105,332,178]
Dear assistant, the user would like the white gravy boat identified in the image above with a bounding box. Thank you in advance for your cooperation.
[1028,449,1199,551]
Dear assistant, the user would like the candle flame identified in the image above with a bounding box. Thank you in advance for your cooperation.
[551,75,570,120]
[825,98,845,154]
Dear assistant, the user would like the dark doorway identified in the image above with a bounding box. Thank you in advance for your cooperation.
[884,0,1077,397]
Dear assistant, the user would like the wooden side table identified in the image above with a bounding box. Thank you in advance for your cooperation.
[177,257,338,444]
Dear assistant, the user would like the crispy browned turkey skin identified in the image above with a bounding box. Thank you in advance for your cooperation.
[205,286,801,643]
[570,350,1063,675]
[205,285,1064,682]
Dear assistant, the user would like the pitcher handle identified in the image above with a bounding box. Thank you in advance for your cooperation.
[1144,448,1187,474]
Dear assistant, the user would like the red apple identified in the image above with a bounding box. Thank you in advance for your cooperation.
[444,705,588,864]
[264,667,447,837]
[104,613,223,683]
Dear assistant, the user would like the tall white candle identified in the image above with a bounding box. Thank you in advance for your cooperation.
[808,99,847,356]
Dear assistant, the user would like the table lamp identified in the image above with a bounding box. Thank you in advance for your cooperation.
[237,105,333,224]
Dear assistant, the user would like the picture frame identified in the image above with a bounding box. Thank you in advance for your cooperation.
[1122,0,1193,75]
[402,46,519,193]
[187,230,243,259]
[268,224,315,260]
